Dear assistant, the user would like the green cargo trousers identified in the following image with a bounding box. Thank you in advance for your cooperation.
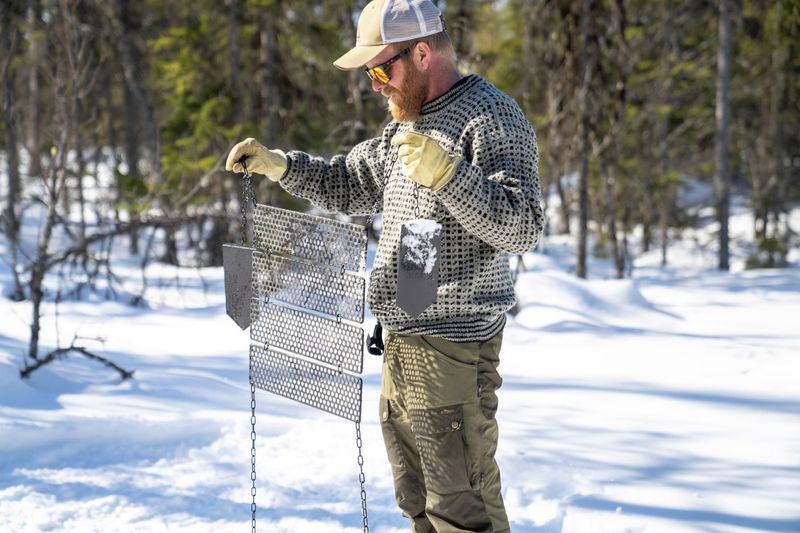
[379,331,510,533]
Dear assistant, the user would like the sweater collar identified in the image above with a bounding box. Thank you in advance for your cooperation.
[420,74,481,116]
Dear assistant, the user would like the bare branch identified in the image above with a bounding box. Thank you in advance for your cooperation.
[20,335,134,381]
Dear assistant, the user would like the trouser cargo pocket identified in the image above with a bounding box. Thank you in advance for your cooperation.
[410,404,472,495]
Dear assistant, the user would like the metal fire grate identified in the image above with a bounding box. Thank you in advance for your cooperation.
[253,204,367,273]
[242,200,371,531]
[252,251,365,323]
[250,344,363,423]
[250,299,364,374]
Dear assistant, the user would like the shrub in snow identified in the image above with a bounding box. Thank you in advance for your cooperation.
[745,236,789,270]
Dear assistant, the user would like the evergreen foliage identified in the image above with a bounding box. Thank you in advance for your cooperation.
[0,0,797,271]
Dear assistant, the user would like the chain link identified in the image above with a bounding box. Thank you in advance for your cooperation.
[241,161,256,246]
[238,159,257,533]
[250,372,257,533]
[356,421,369,532]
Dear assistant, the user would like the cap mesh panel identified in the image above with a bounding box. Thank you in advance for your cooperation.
[381,0,443,43]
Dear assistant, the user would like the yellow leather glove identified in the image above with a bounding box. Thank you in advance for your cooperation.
[225,137,287,182]
[391,131,463,192]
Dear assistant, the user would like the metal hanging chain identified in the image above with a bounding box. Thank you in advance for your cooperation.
[242,159,258,533]
[356,421,370,532]
[240,161,257,247]
[250,367,258,533]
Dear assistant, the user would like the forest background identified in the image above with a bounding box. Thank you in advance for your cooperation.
[0,0,798,368]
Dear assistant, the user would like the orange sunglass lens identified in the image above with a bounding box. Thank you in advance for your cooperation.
[369,67,389,84]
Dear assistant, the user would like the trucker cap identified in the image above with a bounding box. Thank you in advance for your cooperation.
[333,0,445,70]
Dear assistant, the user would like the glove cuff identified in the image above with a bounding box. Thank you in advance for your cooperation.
[431,155,463,192]
[265,149,288,182]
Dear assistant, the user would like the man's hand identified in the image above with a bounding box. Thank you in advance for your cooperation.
[391,131,462,192]
[225,137,288,182]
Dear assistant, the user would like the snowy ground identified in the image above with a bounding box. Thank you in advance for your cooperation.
[1,201,799,532]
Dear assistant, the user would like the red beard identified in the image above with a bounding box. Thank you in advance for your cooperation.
[383,62,430,123]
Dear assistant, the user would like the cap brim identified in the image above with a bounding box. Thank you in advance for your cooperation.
[333,44,389,70]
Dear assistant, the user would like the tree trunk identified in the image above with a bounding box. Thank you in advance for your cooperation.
[1,1,24,300]
[621,204,632,277]
[545,70,567,236]
[206,180,228,267]
[75,98,87,245]
[657,119,672,267]
[121,80,140,178]
[657,5,677,268]
[226,0,244,124]
[554,173,570,235]
[642,222,652,253]
[605,161,623,278]
[26,0,42,178]
[608,0,626,279]
[576,0,592,279]
[542,3,570,236]
[1,1,20,233]
[713,0,732,270]
[259,2,280,147]
[29,132,70,360]
[767,23,787,241]
[111,0,160,181]
[659,187,674,268]
[110,0,157,255]
[162,225,180,266]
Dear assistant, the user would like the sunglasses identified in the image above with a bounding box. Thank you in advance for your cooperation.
[365,48,411,84]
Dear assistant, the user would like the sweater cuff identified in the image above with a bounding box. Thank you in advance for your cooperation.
[274,150,291,181]
[276,152,302,192]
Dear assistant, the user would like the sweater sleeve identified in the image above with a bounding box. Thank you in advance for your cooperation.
[435,108,545,254]
[278,131,393,216]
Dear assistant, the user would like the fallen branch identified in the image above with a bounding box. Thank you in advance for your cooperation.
[20,336,134,381]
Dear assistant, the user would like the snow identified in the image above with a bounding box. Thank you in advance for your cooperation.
[1,197,799,533]
[400,219,441,275]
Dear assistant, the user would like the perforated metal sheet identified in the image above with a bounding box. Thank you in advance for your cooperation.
[252,252,365,323]
[253,204,367,272]
[250,299,364,373]
[250,345,362,422]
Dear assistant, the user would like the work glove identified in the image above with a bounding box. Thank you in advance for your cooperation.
[225,137,287,182]
[391,131,463,192]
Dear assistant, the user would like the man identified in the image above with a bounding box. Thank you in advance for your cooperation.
[225,0,543,531]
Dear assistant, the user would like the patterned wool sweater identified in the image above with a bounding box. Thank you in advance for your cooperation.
[279,75,544,342]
